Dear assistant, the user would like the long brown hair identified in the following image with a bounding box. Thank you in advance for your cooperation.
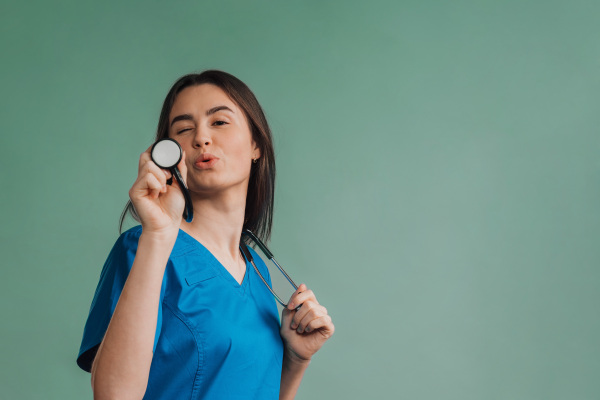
[119,70,276,243]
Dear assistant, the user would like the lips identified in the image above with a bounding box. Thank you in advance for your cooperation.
[194,153,219,169]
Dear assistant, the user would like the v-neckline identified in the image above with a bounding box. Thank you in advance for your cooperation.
[178,229,249,290]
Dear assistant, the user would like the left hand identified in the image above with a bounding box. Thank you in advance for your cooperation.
[280,284,335,362]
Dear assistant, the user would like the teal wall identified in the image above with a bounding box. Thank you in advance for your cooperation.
[2,1,599,398]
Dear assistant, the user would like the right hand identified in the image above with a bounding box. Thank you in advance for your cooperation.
[128,145,188,234]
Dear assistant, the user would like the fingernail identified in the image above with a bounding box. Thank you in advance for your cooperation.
[288,302,295,310]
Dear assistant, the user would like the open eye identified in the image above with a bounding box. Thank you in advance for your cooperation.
[213,120,228,126]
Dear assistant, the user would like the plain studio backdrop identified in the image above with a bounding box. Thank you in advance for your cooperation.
[1,1,599,399]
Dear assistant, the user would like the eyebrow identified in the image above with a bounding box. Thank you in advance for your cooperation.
[170,106,234,127]
[170,114,194,127]
[206,105,234,116]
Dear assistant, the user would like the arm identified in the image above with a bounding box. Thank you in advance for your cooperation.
[91,232,176,399]
[91,147,187,399]
[279,350,310,400]
[279,284,335,399]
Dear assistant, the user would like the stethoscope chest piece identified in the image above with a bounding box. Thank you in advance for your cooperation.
[151,139,182,169]
[150,138,194,222]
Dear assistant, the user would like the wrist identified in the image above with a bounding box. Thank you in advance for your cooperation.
[283,348,311,369]
[138,229,179,257]
[139,228,179,244]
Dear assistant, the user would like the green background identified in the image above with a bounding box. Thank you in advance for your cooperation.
[2,0,599,398]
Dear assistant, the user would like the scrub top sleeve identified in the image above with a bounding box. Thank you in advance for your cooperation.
[76,226,166,373]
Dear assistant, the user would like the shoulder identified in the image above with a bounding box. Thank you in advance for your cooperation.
[117,225,143,249]
[110,225,170,257]
[100,226,143,278]
[109,226,204,262]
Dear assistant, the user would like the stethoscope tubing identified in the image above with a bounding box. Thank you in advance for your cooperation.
[240,231,300,310]
[170,165,193,223]
[150,138,194,223]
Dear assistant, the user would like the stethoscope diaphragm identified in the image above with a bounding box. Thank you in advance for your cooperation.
[150,139,193,222]
[151,139,182,169]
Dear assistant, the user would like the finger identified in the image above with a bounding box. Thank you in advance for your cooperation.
[143,173,165,199]
[290,301,328,332]
[138,146,154,173]
[290,302,327,333]
[138,145,173,180]
[288,284,318,310]
[280,307,294,327]
[286,284,307,310]
[280,306,303,333]
[304,315,334,337]
[139,158,171,186]
[288,299,313,329]
[130,174,160,201]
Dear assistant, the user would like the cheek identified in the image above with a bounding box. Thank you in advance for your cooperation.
[232,146,254,176]
[228,134,254,159]
[233,149,252,171]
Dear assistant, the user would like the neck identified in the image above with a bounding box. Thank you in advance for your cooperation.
[180,185,248,260]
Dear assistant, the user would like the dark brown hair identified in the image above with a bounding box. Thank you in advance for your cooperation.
[119,70,276,243]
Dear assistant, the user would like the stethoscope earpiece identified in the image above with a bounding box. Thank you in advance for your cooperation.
[150,139,193,222]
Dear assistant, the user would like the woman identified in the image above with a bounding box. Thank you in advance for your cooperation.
[77,70,334,399]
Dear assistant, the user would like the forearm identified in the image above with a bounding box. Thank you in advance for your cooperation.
[91,231,176,400]
[279,351,311,400]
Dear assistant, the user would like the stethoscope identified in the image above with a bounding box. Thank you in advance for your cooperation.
[151,139,299,308]
[240,229,299,308]
[150,138,194,223]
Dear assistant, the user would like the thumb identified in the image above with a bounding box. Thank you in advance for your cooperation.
[280,307,294,326]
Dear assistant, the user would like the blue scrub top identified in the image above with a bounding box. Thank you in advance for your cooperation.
[77,226,284,399]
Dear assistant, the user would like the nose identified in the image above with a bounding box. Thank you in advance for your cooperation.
[192,129,211,149]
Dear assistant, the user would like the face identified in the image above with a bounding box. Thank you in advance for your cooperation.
[168,84,260,194]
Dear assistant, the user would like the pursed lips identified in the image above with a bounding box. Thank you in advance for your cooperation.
[194,153,219,169]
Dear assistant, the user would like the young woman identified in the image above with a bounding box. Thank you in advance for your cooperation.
[77,70,334,399]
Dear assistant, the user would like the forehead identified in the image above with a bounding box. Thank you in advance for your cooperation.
[169,84,240,119]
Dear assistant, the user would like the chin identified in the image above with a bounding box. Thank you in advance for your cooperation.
[193,177,251,195]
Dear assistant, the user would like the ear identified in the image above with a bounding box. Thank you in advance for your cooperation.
[252,142,261,160]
